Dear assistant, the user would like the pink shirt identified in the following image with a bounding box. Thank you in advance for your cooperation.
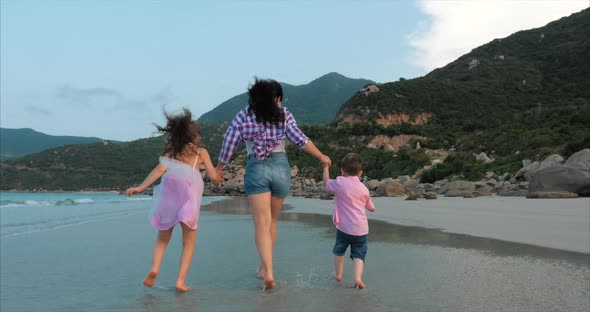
[325,176,376,236]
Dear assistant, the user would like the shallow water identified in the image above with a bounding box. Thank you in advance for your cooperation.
[1,195,589,312]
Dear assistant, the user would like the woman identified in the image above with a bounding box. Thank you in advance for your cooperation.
[216,78,331,289]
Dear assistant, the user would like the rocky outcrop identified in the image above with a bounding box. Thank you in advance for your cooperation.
[473,152,495,164]
[358,84,380,96]
[441,180,475,197]
[527,149,590,197]
[375,179,406,197]
[367,135,427,152]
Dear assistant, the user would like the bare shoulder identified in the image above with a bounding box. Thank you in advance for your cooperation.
[197,147,211,159]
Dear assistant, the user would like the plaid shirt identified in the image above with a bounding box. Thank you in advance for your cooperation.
[218,106,309,164]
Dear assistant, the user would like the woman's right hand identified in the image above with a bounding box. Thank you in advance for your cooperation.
[319,154,331,168]
[125,187,142,196]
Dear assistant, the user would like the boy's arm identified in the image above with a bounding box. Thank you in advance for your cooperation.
[125,163,167,196]
[322,165,330,187]
[366,195,376,212]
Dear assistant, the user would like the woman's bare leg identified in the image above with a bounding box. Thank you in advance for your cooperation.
[258,195,286,280]
[249,192,274,288]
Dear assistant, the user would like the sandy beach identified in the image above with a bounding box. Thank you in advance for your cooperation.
[284,196,590,253]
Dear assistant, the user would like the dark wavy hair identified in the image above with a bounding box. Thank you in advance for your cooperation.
[247,78,285,125]
[154,108,201,158]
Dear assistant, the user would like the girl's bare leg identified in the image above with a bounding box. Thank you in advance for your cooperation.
[258,195,285,280]
[176,222,197,292]
[144,228,174,287]
[249,192,274,288]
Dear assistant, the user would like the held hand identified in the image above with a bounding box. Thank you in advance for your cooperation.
[319,155,331,167]
[124,187,142,196]
[215,163,225,182]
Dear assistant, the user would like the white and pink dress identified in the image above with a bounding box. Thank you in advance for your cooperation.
[149,156,203,230]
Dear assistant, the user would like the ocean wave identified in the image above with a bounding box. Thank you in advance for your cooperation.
[125,197,153,201]
[0,200,53,208]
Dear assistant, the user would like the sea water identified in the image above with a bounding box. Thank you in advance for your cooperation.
[1,193,588,312]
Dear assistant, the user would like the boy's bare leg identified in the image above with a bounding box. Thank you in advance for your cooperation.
[176,222,196,292]
[333,255,344,282]
[144,228,174,287]
[353,258,365,289]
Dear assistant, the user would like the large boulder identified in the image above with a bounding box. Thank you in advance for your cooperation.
[528,166,590,195]
[538,154,565,170]
[514,161,540,181]
[564,149,590,171]
[221,179,244,194]
[376,180,406,197]
[443,180,475,197]
[364,179,381,191]
[527,149,590,196]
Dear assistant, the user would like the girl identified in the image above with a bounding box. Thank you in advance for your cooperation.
[216,78,331,289]
[125,108,221,292]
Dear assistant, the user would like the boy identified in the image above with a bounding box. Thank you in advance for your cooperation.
[323,153,376,289]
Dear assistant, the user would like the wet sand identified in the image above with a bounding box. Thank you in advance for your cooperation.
[280,196,590,253]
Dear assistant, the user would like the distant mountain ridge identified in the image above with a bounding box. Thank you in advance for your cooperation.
[0,128,106,160]
[2,10,589,190]
[198,72,373,125]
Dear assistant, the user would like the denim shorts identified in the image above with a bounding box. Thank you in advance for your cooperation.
[244,152,291,198]
[332,229,368,261]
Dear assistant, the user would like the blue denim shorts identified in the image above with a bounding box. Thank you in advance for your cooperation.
[244,152,291,198]
[332,229,368,261]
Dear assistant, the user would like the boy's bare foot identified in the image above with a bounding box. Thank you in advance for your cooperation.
[175,283,192,292]
[354,280,366,289]
[332,273,342,282]
[143,271,158,288]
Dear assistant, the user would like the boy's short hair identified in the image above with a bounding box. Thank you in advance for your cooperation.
[341,153,362,175]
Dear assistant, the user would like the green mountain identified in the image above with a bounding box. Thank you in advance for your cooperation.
[0,128,105,160]
[321,8,590,180]
[0,123,228,191]
[2,10,589,190]
[198,72,373,125]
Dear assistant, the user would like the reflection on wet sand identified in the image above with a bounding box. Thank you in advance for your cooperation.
[202,197,590,265]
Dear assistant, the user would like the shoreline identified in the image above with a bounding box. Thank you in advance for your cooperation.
[281,196,590,254]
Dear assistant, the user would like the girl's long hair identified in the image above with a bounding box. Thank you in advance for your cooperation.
[154,108,200,158]
[248,78,285,125]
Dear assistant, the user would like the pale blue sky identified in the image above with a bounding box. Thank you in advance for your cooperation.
[1,0,586,141]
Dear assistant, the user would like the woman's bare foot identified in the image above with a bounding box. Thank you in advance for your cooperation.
[143,271,158,288]
[332,273,342,282]
[354,280,366,289]
[262,279,275,290]
[256,266,265,280]
[175,283,192,292]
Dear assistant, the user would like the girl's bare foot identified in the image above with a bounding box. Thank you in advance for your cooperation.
[354,280,366,289]
[143,271,158,288]
[175,283,192,292]
[332,273,342,282]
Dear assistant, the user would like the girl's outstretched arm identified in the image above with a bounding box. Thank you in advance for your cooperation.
[125,163,167,196]
[199,148,222,187]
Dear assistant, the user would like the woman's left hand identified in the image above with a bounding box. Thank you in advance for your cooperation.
[319,154,332,167]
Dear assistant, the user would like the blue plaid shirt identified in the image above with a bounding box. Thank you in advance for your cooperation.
[218,106,309,164]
